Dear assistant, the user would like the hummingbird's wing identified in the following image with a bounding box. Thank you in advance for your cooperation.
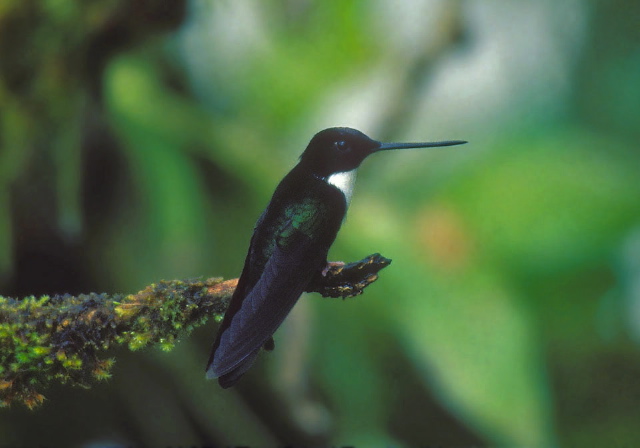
[207,227,326,387]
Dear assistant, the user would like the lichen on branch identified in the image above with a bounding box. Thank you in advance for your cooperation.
[0,253,390,409]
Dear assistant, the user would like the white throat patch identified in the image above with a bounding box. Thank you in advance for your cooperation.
[326,169,357,206]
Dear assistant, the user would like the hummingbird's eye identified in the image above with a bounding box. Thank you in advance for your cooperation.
[334,141,349,152]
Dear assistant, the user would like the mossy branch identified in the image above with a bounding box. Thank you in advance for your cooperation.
[0,254,390,409]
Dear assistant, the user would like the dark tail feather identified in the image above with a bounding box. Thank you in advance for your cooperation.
[216,348,260,388]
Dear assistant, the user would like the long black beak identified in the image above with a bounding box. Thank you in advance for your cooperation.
[376,140,467,151]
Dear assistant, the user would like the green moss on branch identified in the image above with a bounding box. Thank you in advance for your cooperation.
[0,253,390,409]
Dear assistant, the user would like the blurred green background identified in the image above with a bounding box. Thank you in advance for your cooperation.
[1,0,640,446]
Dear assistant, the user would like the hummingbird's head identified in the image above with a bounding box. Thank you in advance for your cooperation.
[299,127,378,177]
[299,127,467,177]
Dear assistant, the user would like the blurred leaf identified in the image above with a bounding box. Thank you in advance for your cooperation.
[444,131,640,275]
[104,54,213,281]
[337,199,554,446]
[313,297,402,445]
[399,266,553,446]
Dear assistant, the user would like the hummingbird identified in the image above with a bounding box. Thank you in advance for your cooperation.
[206,127,466,387]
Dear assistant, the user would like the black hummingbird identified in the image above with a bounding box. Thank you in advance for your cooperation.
[206,127,466,387]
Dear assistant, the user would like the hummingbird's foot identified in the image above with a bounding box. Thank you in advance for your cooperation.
[306,253,392,298]
[322,261,345,277]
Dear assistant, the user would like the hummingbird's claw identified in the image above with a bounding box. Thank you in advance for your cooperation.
[307,253,392,298]
[322,261,346,277]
